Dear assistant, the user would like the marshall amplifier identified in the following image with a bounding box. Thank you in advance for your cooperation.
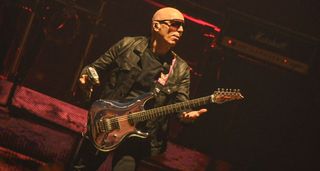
[219,9,319,74]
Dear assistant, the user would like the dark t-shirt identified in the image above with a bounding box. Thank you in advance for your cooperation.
[127,47,173,100]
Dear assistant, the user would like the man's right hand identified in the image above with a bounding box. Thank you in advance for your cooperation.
[79,74,89,85]
[78,67,100,100]
[79,74,94,95]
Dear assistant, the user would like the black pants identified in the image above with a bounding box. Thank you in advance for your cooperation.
[112,137,151,171]
[71,136,151,171]
[71,135,108,171]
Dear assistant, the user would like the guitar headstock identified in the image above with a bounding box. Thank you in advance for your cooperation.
[211,88,244,104]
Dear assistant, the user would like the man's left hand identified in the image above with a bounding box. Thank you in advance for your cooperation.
[180,109,207,122]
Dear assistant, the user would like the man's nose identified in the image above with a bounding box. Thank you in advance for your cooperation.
[177,25,184,34]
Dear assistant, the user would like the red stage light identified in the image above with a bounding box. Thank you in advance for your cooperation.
[144,0,221,32]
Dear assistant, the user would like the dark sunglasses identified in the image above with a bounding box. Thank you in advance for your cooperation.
[155,20,184,30]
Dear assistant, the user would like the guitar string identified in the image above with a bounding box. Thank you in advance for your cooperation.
[102,96,213,124]
[96,93,241,132]
[104,101,195,123]
[100,93,240,125]
[101,93,240,125]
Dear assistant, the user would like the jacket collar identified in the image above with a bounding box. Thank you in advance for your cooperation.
[133,37,178,57]
[133,36,149,56]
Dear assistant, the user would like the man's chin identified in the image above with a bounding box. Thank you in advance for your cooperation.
[168,40,178,46]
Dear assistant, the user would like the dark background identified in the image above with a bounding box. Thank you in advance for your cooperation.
[1,0,320,170]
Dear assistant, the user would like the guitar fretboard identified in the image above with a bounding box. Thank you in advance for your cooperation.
[129,95,212,122]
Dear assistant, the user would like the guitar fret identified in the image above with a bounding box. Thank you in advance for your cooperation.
[143,113,146,121]
[130,93,237,122]
[165,106,170,114]
[152,109,156,118]
[145,111,149,120]
[146,111,150,120]
[172,104,178,113]
[131,96,212,123]
[156,108,160,117]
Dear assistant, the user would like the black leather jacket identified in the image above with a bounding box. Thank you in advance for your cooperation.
[82,36,190,155]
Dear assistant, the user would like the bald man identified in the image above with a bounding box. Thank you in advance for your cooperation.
[73,7,206,171]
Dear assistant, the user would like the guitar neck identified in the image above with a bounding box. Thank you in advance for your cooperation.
[129,95,212,122]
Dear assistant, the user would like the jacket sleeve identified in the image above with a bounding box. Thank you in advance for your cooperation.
[173,61,197,122]
[80,37,133,75]
[174,63,191,103]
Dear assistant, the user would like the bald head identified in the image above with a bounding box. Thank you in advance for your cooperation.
[150,7,184,50]
[152,7,184,21]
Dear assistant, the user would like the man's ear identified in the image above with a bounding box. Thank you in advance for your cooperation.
[153,22,160,31]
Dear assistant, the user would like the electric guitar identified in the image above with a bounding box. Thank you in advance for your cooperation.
[88,88,244,152]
